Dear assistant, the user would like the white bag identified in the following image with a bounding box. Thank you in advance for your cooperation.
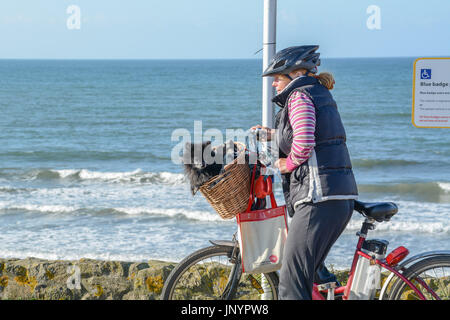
[237,204,288,274]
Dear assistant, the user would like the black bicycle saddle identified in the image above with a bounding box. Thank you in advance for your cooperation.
[354,200,398,222]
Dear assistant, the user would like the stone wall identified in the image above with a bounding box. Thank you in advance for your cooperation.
[1,257,366,300]
[0,257,176,300]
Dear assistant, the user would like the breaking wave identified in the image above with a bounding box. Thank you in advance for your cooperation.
[358,181,450,202]
[345,219,450,235]
[0,168,186,185]
[0,203,225,222]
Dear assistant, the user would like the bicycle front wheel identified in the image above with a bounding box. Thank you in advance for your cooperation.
[160,245,279,300]
[389,256,450,300]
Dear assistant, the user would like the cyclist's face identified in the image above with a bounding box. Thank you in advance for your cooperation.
[272,74,291,94]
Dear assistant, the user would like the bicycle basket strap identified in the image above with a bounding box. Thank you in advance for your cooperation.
[246,164,257,212]
[267,177,278,208]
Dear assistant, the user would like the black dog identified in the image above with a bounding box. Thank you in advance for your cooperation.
[182,140,239,195]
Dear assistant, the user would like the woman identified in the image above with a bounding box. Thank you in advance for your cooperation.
[251,45,358,300]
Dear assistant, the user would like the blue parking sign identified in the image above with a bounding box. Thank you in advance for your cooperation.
[421,69,432,79]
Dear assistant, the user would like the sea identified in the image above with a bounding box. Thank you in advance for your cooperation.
[0,58,449,269]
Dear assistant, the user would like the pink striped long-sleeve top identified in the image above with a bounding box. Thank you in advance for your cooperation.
[285,91,316,172]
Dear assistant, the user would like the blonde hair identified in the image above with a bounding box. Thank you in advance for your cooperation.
[311,72,335,90]
[289,69,336,90]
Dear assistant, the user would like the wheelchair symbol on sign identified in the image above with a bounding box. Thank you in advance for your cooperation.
[421,69,432,79]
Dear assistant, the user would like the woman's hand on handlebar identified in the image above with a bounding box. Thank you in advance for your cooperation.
[250,125,275,142]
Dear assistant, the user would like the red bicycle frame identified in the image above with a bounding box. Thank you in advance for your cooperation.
[311,223,434,300]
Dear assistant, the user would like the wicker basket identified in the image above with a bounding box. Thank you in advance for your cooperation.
[199,143,251,220]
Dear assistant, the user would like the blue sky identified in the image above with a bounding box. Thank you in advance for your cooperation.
[0,0,449,59]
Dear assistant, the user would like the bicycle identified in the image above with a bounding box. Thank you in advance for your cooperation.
[161,198,450,300]
[161,135,450,300]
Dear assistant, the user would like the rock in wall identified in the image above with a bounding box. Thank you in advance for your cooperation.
[0,257,176,300]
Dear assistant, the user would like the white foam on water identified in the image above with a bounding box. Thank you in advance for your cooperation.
[55,169,82,178]
[439,182,450,193]
[158,171,186,184]
[113,207,226,222]
[55,168,186,184]
[0,202,78,213]
[345,219,450,234]
[77,168,143,181]
[0,201,226,222]
[15,168,186,185]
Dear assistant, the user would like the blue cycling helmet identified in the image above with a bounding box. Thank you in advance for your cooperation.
[262,45,321,78]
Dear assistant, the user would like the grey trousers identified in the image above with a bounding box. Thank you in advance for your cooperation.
[278,199,354,300]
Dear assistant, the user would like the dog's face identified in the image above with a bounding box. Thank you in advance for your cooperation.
[183,141,221,195]
[183,141,215,169]
[182,140,240,195]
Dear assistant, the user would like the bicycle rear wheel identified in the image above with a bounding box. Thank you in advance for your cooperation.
[160,245,279,300]
[389,256,450,300]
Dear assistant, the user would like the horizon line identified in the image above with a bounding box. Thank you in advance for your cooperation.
[0,55,436,61]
